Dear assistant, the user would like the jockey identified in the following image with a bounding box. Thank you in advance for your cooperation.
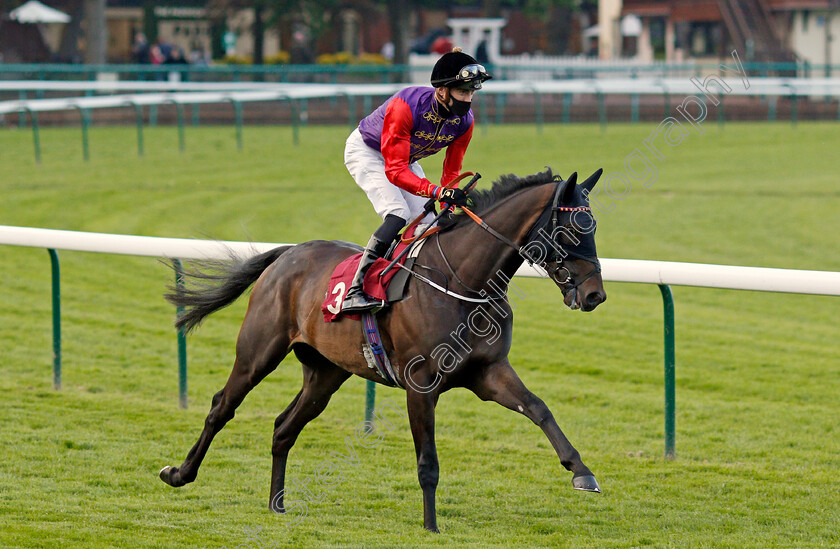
[342,48,492,313]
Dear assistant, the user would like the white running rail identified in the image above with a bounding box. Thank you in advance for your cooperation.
[1,225,839,294]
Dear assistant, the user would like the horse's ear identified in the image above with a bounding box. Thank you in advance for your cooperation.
[562,172,577,203]
[581,168,603,192]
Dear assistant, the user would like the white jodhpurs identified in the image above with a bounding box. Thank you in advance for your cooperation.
[344,127,432,223]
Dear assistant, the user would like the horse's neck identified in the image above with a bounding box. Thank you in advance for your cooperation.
[437,184,554,292]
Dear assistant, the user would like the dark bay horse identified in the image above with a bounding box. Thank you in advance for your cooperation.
[160,168,607,532]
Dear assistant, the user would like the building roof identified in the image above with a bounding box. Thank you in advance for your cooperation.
[622,0,837,20]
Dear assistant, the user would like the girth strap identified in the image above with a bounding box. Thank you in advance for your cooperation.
[361,312,402,388]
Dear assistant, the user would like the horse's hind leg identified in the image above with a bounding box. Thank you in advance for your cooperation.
[159,318,290,488]
[466,359,600,492]
[269,345,350,513]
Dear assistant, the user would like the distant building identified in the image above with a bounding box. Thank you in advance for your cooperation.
[7,0,596,63]
[598,0,840,65]
[105,0,215,62]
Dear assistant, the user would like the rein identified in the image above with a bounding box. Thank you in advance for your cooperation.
[394,177,601,304]
[400,172,476,244]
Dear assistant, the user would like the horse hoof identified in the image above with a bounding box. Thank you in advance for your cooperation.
[572,474,601,493]
[159,465,184,487]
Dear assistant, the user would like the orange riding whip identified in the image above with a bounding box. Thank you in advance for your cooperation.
[380,172,481,278]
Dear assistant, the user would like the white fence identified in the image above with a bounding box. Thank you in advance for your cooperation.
[0,225,286,259]
[3,225,840,294]
[2,224,839,455]
[4,78,838,165]
[408,53,698,82]
[2,78,840,116]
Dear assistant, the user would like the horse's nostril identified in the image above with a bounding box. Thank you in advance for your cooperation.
[586,292,605,306]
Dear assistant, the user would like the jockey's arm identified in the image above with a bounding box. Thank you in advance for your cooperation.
[440,120,473,187]
[381,98,441,199]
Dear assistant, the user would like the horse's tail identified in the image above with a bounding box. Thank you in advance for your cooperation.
[165,245,294,334]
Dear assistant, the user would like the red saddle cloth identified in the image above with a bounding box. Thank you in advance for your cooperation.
[321,230,418,322]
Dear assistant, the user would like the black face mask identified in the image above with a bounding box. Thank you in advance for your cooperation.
[449,97,472,117]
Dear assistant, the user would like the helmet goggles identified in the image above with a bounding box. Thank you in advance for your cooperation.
[434,63,492,90]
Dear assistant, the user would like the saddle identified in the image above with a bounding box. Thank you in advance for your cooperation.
[321,226,427,323]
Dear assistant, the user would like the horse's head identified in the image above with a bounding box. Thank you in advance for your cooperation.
[525,170,607,312]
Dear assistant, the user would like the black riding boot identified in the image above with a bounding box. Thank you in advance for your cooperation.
[341,214,406,314]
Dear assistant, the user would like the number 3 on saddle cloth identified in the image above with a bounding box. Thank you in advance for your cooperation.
[321,225,426,323]
[320,226,428,388]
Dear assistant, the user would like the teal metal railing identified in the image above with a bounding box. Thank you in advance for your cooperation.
[6,227,837,458]
[362,283,678,459]
[0,61,837,84]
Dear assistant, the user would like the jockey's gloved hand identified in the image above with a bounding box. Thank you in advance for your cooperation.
[437,187,469,207]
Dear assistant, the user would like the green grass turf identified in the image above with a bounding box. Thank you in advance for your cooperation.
[0,122,838,548]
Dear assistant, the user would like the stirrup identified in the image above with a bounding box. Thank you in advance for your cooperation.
[341,292,385,314]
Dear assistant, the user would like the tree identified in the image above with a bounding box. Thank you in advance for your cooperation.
[84,0,107,63]
[57,0,84,62]
[377,0,452,65]
[252,0,266,64]
[383,0,410,65]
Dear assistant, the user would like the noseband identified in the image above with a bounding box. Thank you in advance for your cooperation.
[545,259,601,300]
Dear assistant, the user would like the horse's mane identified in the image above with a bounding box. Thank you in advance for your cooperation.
[451,168,558,227]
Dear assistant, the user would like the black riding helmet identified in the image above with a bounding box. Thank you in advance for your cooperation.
[430,49,492,90]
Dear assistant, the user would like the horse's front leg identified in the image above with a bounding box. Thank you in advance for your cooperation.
[466,359,600,492]
[406,387,441,532]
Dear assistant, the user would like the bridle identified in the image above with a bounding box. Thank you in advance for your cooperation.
[539,179,602,294]
[458,179,601,300]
